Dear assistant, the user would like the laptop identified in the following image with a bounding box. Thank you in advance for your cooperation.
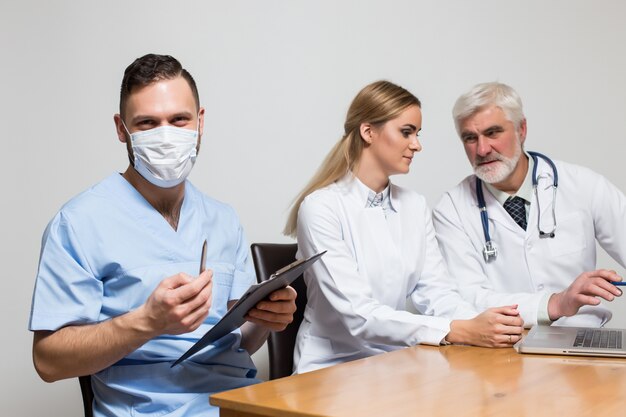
[515,325,626,358]
[172,250,326,366]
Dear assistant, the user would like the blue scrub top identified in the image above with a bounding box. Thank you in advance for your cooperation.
[29,173,259,417]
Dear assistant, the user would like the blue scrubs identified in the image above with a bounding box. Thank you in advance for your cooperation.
[29,173,259,416]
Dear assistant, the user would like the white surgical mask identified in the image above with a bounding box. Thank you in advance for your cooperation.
[124,122,199,188]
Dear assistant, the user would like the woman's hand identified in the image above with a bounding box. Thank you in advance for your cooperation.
[446,305,524,347]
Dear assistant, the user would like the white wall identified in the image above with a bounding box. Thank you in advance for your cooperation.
[2,1,625,415]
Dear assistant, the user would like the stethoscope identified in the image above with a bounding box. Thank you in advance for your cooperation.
[476,151,558,262]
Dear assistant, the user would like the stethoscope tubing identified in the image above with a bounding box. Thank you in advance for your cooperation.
[476,151,558,262]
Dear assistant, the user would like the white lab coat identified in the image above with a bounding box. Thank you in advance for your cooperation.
[294,174,478,374]
[433,157,626,327]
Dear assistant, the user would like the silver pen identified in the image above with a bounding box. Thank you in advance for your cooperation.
[199,239,207,274]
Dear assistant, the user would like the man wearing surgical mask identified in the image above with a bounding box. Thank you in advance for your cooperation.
[28,54,297,417]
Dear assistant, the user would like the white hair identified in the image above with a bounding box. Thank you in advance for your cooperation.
[452,82,525,136]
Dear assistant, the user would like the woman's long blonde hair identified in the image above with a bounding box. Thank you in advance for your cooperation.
[283,80,421,237]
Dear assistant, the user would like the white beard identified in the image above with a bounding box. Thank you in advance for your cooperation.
[473,140,523,184]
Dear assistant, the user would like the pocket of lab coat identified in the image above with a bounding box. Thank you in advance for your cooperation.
[300,333,360,360]
[299,333,333,359]
[546,212,587,257]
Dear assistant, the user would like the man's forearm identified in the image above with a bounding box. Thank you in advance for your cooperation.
[33,306,157,382]
[239,322,270,354]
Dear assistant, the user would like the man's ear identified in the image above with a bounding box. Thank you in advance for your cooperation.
[195,107,206,154]
[518,118,527,145]
[198,107,205,137]
[114,114,128,144]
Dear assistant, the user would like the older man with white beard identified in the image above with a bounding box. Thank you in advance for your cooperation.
[433,82,625,328]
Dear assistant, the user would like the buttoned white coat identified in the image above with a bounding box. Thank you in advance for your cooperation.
[433,157,626,326]
[294,175,478,374]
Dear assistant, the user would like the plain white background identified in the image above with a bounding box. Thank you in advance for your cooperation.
[1,1,625,415]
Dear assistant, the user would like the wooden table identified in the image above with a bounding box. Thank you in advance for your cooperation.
[210,345,626,417]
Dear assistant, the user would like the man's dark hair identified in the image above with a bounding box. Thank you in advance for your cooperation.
[119,54,200,118]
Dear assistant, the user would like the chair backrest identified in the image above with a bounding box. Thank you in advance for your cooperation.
[250,243,307,379]
[78,375,94,417]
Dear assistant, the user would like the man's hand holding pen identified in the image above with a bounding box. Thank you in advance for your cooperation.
[135,240,213,337]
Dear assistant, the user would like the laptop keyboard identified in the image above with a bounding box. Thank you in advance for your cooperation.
[573,329,623,349]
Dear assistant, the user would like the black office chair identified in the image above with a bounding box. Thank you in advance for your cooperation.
[250,243,307,379]
[78,375,94,417]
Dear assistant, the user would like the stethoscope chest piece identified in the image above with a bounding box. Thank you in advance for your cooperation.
[483,240,498,262]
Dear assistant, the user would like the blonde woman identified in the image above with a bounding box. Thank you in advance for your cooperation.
[285,81,524,374]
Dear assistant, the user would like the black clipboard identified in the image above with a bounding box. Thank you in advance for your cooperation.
[172,250,325,366]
